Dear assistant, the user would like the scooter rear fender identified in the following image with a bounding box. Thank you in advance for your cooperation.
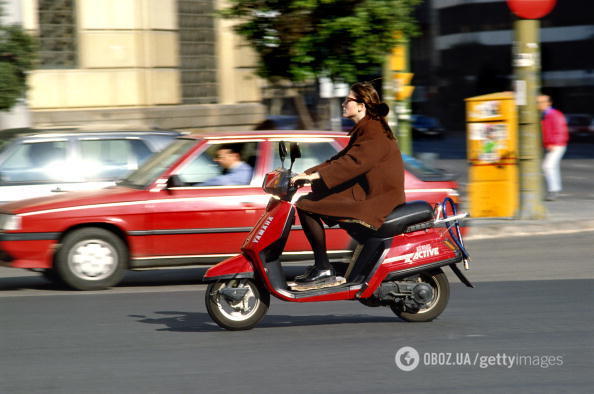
[203,254,254,282]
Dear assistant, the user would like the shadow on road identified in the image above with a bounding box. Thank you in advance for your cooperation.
[0,266,316,292]
[0,267,212,292]
[0,275,70,291]
[129,310,404,332]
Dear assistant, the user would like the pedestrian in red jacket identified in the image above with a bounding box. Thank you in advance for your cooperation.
[537,94,568,201]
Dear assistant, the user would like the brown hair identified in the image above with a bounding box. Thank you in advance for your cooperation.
[350,82,394,140]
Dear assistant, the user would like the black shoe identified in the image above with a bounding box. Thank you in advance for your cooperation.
[294,265,315,282]
[296,266,335,283]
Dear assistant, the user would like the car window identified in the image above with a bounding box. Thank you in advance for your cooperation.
[176,142,258,186]
[271,141,339,173]
[120,139,198,189]
[0,140,68,183]
[130,139,153,163]
[402,154,455,181]
[80,139,153,181]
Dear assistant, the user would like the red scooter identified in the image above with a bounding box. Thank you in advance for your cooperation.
[203,143,473,330]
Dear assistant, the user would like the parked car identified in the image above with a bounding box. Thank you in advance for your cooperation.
[411,115,445,138]
[566,114,593,141]
[0,130,460,290]
[0,128,181,204]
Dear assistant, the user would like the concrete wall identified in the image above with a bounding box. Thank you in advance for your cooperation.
[20,0,264,131]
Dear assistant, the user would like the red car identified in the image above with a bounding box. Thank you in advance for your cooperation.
[0,131,460,290]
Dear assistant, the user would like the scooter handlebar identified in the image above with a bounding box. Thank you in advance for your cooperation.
[291,178,311,188]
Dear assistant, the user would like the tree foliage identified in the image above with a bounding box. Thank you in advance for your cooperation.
[0,20,37,111]
[221,0,421,85]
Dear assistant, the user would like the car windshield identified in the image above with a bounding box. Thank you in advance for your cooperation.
[118,138,197,189]
[402,153,456,182]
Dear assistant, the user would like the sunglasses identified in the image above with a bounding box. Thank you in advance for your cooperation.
[343,97,360,104]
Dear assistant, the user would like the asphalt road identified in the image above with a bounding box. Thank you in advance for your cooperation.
[1,232,593,393]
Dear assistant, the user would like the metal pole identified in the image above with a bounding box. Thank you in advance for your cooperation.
[397,38,412,156]
[383,60,398,139]
[514,18,547,219]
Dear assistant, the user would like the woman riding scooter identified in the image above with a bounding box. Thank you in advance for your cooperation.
[291,82,406,286]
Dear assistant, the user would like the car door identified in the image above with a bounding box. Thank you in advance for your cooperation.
[0,137,74,203]
[144,140,269,263]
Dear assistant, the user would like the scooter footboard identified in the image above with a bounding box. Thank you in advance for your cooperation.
[203,254,254,282]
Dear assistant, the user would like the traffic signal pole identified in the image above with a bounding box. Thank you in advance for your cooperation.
[385,35,414,155]
[514,19,547,219]
[396,37,412,155]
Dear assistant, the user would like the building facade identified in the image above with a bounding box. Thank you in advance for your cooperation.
[412,0,594,129]
[17,0,265,131]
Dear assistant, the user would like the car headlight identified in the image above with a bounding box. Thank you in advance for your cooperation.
[0,214,21,231]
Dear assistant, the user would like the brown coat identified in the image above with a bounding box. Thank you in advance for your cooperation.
[296,117,405,229]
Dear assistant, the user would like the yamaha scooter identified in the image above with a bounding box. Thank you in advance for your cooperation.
[203,142,473,330]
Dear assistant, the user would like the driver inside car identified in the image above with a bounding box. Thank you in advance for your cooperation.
[200,144,253,186]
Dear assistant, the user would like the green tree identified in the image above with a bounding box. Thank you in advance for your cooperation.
[222,0,421,128]
[0,14,37,111]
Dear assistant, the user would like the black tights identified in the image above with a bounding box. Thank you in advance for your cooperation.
[298,209,331,269]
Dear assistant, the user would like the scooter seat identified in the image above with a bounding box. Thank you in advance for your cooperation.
[374,200,434,238]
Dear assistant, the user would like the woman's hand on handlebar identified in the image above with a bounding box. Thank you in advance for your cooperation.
[291,172,320,188]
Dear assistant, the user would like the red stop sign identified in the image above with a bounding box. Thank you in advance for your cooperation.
[507,0,557,19]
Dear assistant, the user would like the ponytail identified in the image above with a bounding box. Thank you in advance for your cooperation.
[366,103,395,140]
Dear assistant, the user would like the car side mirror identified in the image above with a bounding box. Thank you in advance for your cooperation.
[166,174,183,189]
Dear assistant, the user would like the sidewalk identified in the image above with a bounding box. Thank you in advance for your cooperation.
[466,196,594,240]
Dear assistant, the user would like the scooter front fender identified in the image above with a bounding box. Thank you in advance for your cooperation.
[203,254,254,282]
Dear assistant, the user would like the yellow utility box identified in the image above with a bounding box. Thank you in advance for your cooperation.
[466,92,519,218]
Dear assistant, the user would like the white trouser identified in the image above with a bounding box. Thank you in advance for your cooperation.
[542,145,566,193]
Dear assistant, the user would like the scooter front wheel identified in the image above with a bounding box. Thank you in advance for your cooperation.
[390,269,450,322]
[205,279,269,330]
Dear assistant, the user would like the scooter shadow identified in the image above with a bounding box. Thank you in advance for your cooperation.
[130,310,405,332]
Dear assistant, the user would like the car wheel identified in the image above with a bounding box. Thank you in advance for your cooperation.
[55,228,128,290]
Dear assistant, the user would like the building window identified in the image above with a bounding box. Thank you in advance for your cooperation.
[178,0,218,104]
[38,0,77,68]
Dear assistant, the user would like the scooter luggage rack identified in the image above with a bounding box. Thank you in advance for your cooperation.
[433,202,468,226]
[434,197,470,269]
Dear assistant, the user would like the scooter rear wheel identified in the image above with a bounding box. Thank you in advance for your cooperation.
[205,279,269,330]
[390,269,449,322]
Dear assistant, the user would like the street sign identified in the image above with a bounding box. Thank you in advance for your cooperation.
[506,0,556,19]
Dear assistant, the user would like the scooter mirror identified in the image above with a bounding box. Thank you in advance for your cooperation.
[289,143,301,172]
[278,141,287,168]
[289,142,301,160]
